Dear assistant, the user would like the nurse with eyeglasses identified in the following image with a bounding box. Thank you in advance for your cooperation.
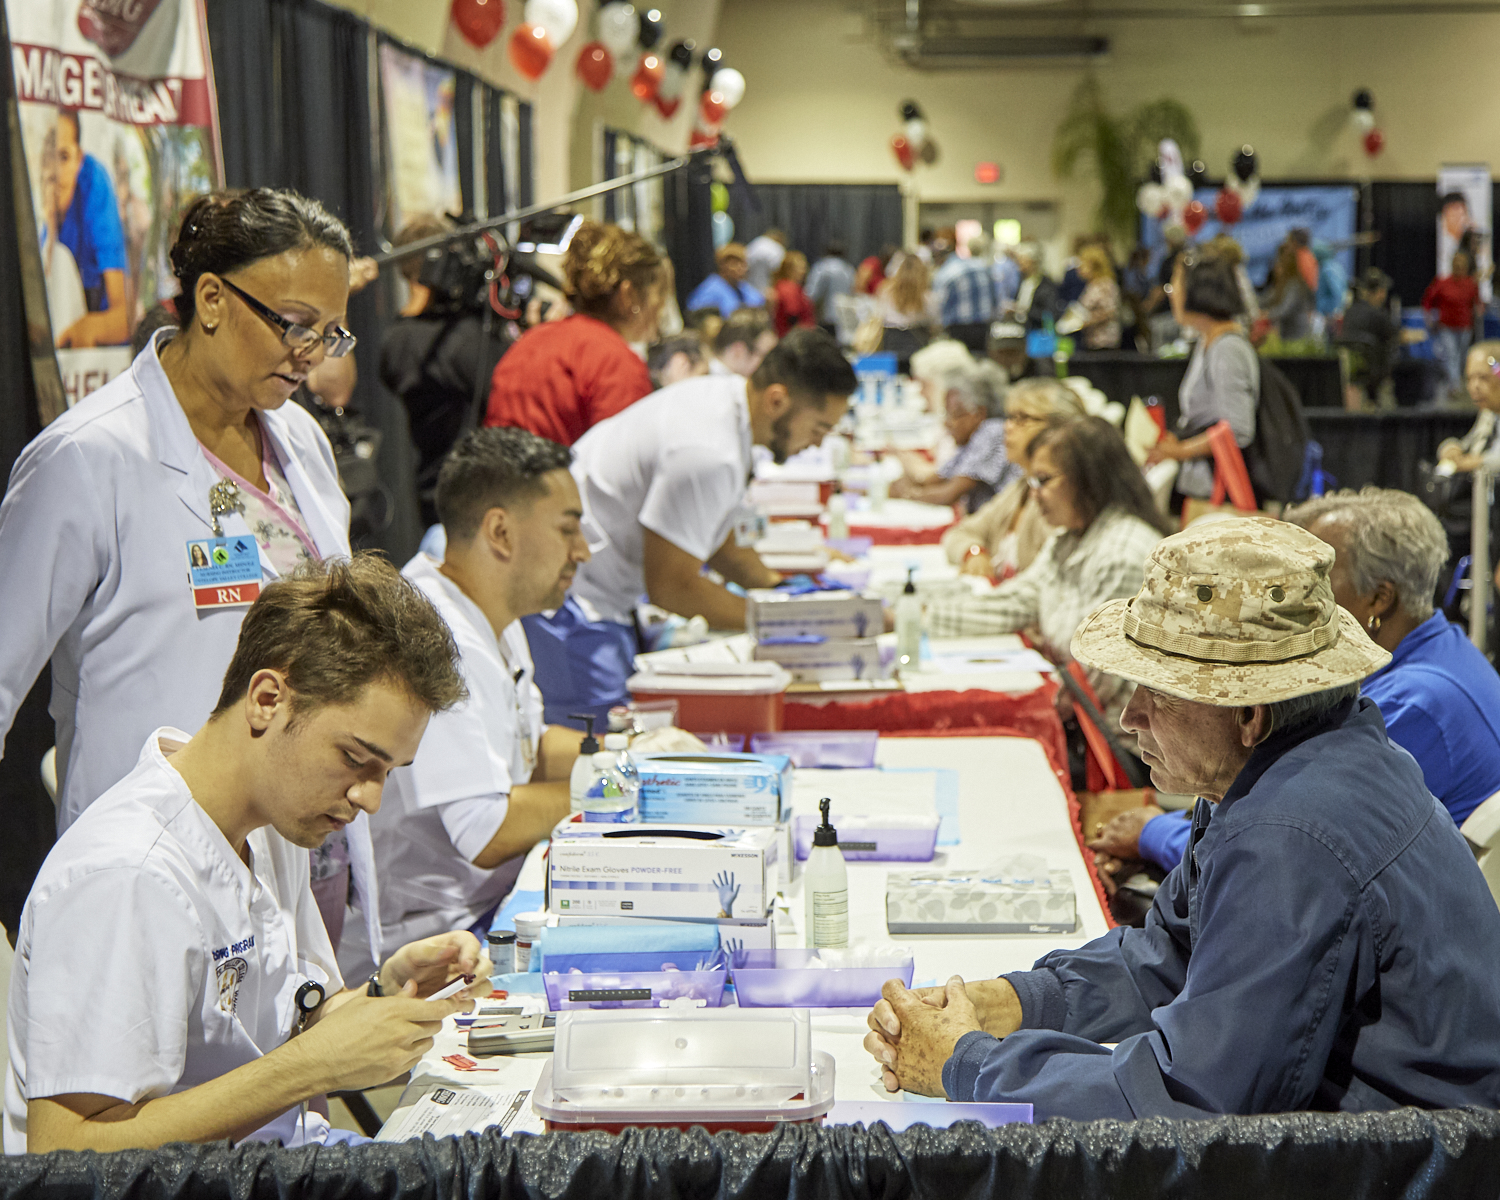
[0,187,384,959]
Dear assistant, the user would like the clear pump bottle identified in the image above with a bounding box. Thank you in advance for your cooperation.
[804,797,849,948]
[568,714,602,816]
[896,567,921,672]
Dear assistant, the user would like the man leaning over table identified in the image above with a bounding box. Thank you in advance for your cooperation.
[531,327,857,713]
[5,556,488,1154]
[339,428,590,982]
[864,518,1500,1119]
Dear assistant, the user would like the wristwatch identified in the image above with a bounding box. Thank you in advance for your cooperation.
[366,972,384,997]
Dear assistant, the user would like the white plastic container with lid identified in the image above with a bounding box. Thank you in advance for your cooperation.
[530,1007,835,1132]
[512,910,549,972]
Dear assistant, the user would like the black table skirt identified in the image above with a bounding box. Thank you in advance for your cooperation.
[1063,352,1475,494]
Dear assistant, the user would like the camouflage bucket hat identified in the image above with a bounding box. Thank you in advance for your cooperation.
[1071,516,1391,706]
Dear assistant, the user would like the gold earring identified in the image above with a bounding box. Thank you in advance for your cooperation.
[1368,614,1381,633]
[632,306,641,314]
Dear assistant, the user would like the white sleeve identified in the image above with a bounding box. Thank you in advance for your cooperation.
[0,433,109,758]
[637,447,745,562]
[399,697,516,809]
[437,795,512,863]
[24,868,204,1104]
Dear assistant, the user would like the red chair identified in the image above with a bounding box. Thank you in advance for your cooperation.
[1207,419,1257,512]
[1066,662,1136,792]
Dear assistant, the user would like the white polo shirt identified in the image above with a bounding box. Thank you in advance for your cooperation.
[570,373,755,623]
[4,730,342,1154]
[360,553,545,956]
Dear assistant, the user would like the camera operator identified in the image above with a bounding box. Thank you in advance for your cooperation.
[380,215,513,527]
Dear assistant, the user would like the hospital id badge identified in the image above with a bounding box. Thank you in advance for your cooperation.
[733,508,768,548]
[186,536,262,610]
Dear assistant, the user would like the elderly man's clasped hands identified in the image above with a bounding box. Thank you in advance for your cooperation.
[863,976,1024,1095]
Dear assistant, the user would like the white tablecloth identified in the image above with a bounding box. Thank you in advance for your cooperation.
[380,734,1105,1131]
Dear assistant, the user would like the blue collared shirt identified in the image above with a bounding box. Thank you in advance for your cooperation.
[685,273,764,317]
[944,697,1500,1120]
[1140,612,1500,871]
[933,256,998,327]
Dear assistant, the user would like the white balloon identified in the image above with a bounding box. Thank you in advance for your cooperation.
[1352,107,1376,133]
[902,116,927,150]
[525,0,578,45]
[659,60,687,102]
[1163,174,1194,210]
[1238,178,1261,208]
[1136,182,1167,216]
[596,1,637,58]
[711,67,746,110]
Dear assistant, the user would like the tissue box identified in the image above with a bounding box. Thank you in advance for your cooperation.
[754,638,887,682]
[885,868,1078,935]
[635,753,792,825]
[552,913,777,951]
[548,825,778,921]
[746,590,884,641]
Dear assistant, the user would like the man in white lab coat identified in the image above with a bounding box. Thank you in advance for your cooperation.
[342,429,590,977]
[5,556,487,1154]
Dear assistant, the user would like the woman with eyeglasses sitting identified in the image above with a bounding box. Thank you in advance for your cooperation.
[927,416,1173,732]
[938,378,1087,581]
[0,187,379,954]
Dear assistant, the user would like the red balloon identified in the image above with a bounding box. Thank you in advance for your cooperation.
[575,41,612,91]
[1183,199,1208,235]
[631,53,665,101]
[655,94,681,119]
[509,24,554,81]
[890,134,915,172]
[1213,187,1243,225]
[1364,128,1385,157]
[699,89,729,125]
[689,126,719,150]
[451,0,505,48]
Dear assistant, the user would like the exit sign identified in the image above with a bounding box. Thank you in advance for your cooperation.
[974,161,1002,184]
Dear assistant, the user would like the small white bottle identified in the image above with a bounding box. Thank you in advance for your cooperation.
[804,797,849,949]
[896,567,921,672]
[568,714,602,815]
[869,452,888,513]
[827,486,849,541]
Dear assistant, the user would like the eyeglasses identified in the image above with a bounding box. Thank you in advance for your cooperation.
[1026,471,1062,491]
[1005,412,1046,425]
[220,278,357,358]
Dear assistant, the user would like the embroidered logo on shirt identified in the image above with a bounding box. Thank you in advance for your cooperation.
[215,957,248,1013]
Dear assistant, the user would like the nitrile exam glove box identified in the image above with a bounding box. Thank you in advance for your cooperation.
[635,752,792,825]
[746,590,885,641]
[548,824,778,921]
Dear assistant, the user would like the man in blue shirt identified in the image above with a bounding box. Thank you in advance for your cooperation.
[685,243,764,317]
[1102,487,1500,877]
[865,518,1500,1120]
[49,109,129,348]
[931,235,998,353]
[804,241,855,330]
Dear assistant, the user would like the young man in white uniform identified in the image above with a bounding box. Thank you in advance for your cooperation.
[343,429,590,977]
[570,327,857,634]
[5,557,488,1154]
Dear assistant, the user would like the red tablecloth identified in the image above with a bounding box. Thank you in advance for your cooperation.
[845,522,954,546]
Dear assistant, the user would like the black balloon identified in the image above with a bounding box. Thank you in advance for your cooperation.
[638,8,664,49]
[1148,161,1163,185]
[669,38,694,68]
[1188,159,1209,185]
[1353,88,1373,110]
[1232,145,1257,182]
[899,99,923,122]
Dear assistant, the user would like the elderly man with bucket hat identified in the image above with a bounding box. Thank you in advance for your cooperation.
[865,518,1500,1120]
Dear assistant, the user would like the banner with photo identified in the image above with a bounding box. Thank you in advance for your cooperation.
[1437,164,1492,302]
[378,41,462,240]
[6,0,221,406]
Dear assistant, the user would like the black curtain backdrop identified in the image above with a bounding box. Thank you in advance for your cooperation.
[726,183,904,275]
[0,4,55,943]
[662,153,716,311]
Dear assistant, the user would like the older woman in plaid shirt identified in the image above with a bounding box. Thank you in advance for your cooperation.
[927,417,1171,732]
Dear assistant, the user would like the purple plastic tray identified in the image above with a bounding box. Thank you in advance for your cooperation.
[731,949,914,1008]
[792,814,940,862]
[543,950,727,1010]
[692,732,748,751]
[750,729,879,768]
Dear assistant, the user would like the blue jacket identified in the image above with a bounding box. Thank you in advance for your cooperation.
[944,698,1500,1120]
[685,273,764,317]
[1141,614,1500,870]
